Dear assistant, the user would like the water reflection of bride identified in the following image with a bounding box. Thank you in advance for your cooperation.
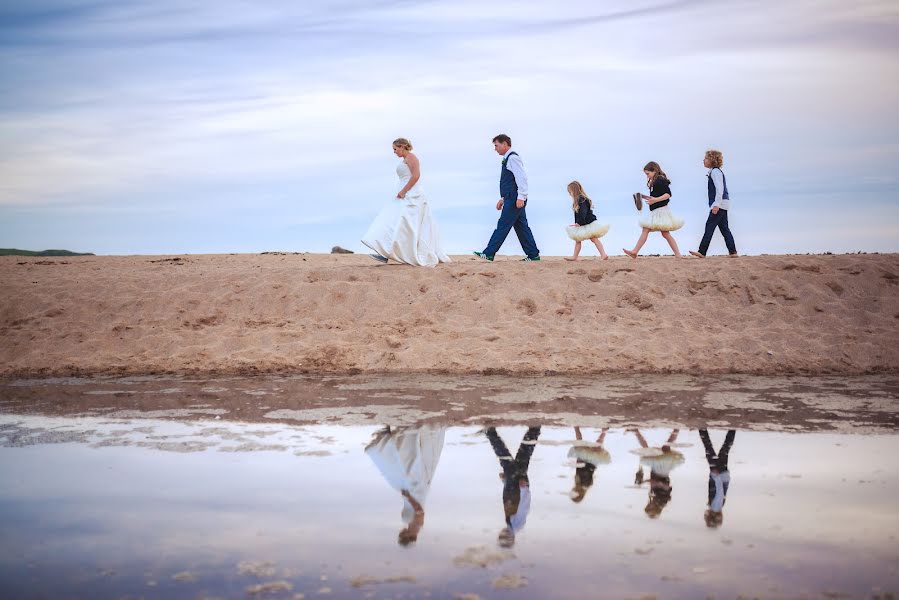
[567,427,611,503]
[628,428,685,519]
[365,425,447,546]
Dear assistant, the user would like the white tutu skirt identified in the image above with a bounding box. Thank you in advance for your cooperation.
[566,221,610,241]
[568,442,611,466]
[630,449,685,477]
[639,206,684,232]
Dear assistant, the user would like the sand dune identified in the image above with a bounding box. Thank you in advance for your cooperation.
[1,253,897,377]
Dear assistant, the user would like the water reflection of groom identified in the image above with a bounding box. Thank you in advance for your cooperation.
[700,429,735,528]
[484,426,541,548]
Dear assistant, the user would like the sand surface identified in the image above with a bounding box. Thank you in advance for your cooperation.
[1,253,897,377]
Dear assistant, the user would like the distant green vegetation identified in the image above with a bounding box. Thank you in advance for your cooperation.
[0,248,94,256]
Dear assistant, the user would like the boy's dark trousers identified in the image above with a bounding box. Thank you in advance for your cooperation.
[700,429,735,471]
[486,426,541,516]
[698,209,737,256]
[700,429,735,504]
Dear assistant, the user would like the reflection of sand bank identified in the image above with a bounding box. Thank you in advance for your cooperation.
[0,415,341,454]
[2,253,897,378]
[264,406,445,425]
[1,374,897,432]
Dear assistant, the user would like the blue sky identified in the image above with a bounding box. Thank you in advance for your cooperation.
[1,0,897,256]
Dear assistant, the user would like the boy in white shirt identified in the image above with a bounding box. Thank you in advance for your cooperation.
[690,149,738,258]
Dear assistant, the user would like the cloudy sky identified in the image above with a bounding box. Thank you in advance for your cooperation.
[1,0,897,256]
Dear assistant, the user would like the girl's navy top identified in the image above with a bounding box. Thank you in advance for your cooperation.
[649,177,672,211]
[574,196,598,226]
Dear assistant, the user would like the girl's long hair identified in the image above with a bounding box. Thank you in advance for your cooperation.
[567,181,593,212]
[643,161,670,188]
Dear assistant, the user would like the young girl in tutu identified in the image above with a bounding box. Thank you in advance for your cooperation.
[564,181,609,261]
[567,427,611,503]
[628,428,686,519]
[623,162,684,259]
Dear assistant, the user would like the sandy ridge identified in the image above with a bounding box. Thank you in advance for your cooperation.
[1,253,897,377]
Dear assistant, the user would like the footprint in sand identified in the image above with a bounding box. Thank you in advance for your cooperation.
[517,299,537,316]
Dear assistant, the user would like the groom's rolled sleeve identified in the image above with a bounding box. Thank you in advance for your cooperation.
[507,155,528,199]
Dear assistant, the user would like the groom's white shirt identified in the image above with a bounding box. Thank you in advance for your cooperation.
[502,148,528,200]
[508,486,530,533]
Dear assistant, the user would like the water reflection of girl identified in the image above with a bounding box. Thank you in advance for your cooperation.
[567,427,611,503]
[628,428,686,519]
[365,425,447,546]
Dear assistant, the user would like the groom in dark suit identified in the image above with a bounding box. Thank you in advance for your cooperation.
[484,425,541,547]
[474,134,541,262]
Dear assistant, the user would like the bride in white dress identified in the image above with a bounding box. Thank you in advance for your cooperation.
[361,138,451,267]
[365,425,447,545]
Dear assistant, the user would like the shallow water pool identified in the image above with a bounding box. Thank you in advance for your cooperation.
[0,375,897,599]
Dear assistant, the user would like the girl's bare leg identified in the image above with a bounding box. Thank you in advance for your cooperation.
[660,231,683,258]
[624,228,650,258]
[565,240,582,261]
[627,428,649,448]
[591,238,609,260]
[597,427,609,445]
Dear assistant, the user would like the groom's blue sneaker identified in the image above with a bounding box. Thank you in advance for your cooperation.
[368,253,388,264]
[473,251,494,261]
[522,255,541,262]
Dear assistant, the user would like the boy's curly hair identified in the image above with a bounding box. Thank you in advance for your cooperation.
[705,149,724,168]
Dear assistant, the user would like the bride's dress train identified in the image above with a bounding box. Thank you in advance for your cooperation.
[361,161,451,267]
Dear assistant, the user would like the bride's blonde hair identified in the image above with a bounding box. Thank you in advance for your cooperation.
[392,138,413,151]
[567,181,593,212]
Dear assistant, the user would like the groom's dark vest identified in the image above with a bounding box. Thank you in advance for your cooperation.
[500,151,519,200]
[708,168,729,207]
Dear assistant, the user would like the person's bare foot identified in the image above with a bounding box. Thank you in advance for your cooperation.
[689,250,705,258]
[564,257,577,261]
[728,252,739,258]
[623,249,637,259]
[601,255,609,261]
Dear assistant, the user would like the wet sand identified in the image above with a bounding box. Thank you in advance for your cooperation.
[2,374,897,432]
[1,253,897,378]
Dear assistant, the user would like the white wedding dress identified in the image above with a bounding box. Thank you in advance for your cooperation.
[361,161,451,267]
[366,426,447,523]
